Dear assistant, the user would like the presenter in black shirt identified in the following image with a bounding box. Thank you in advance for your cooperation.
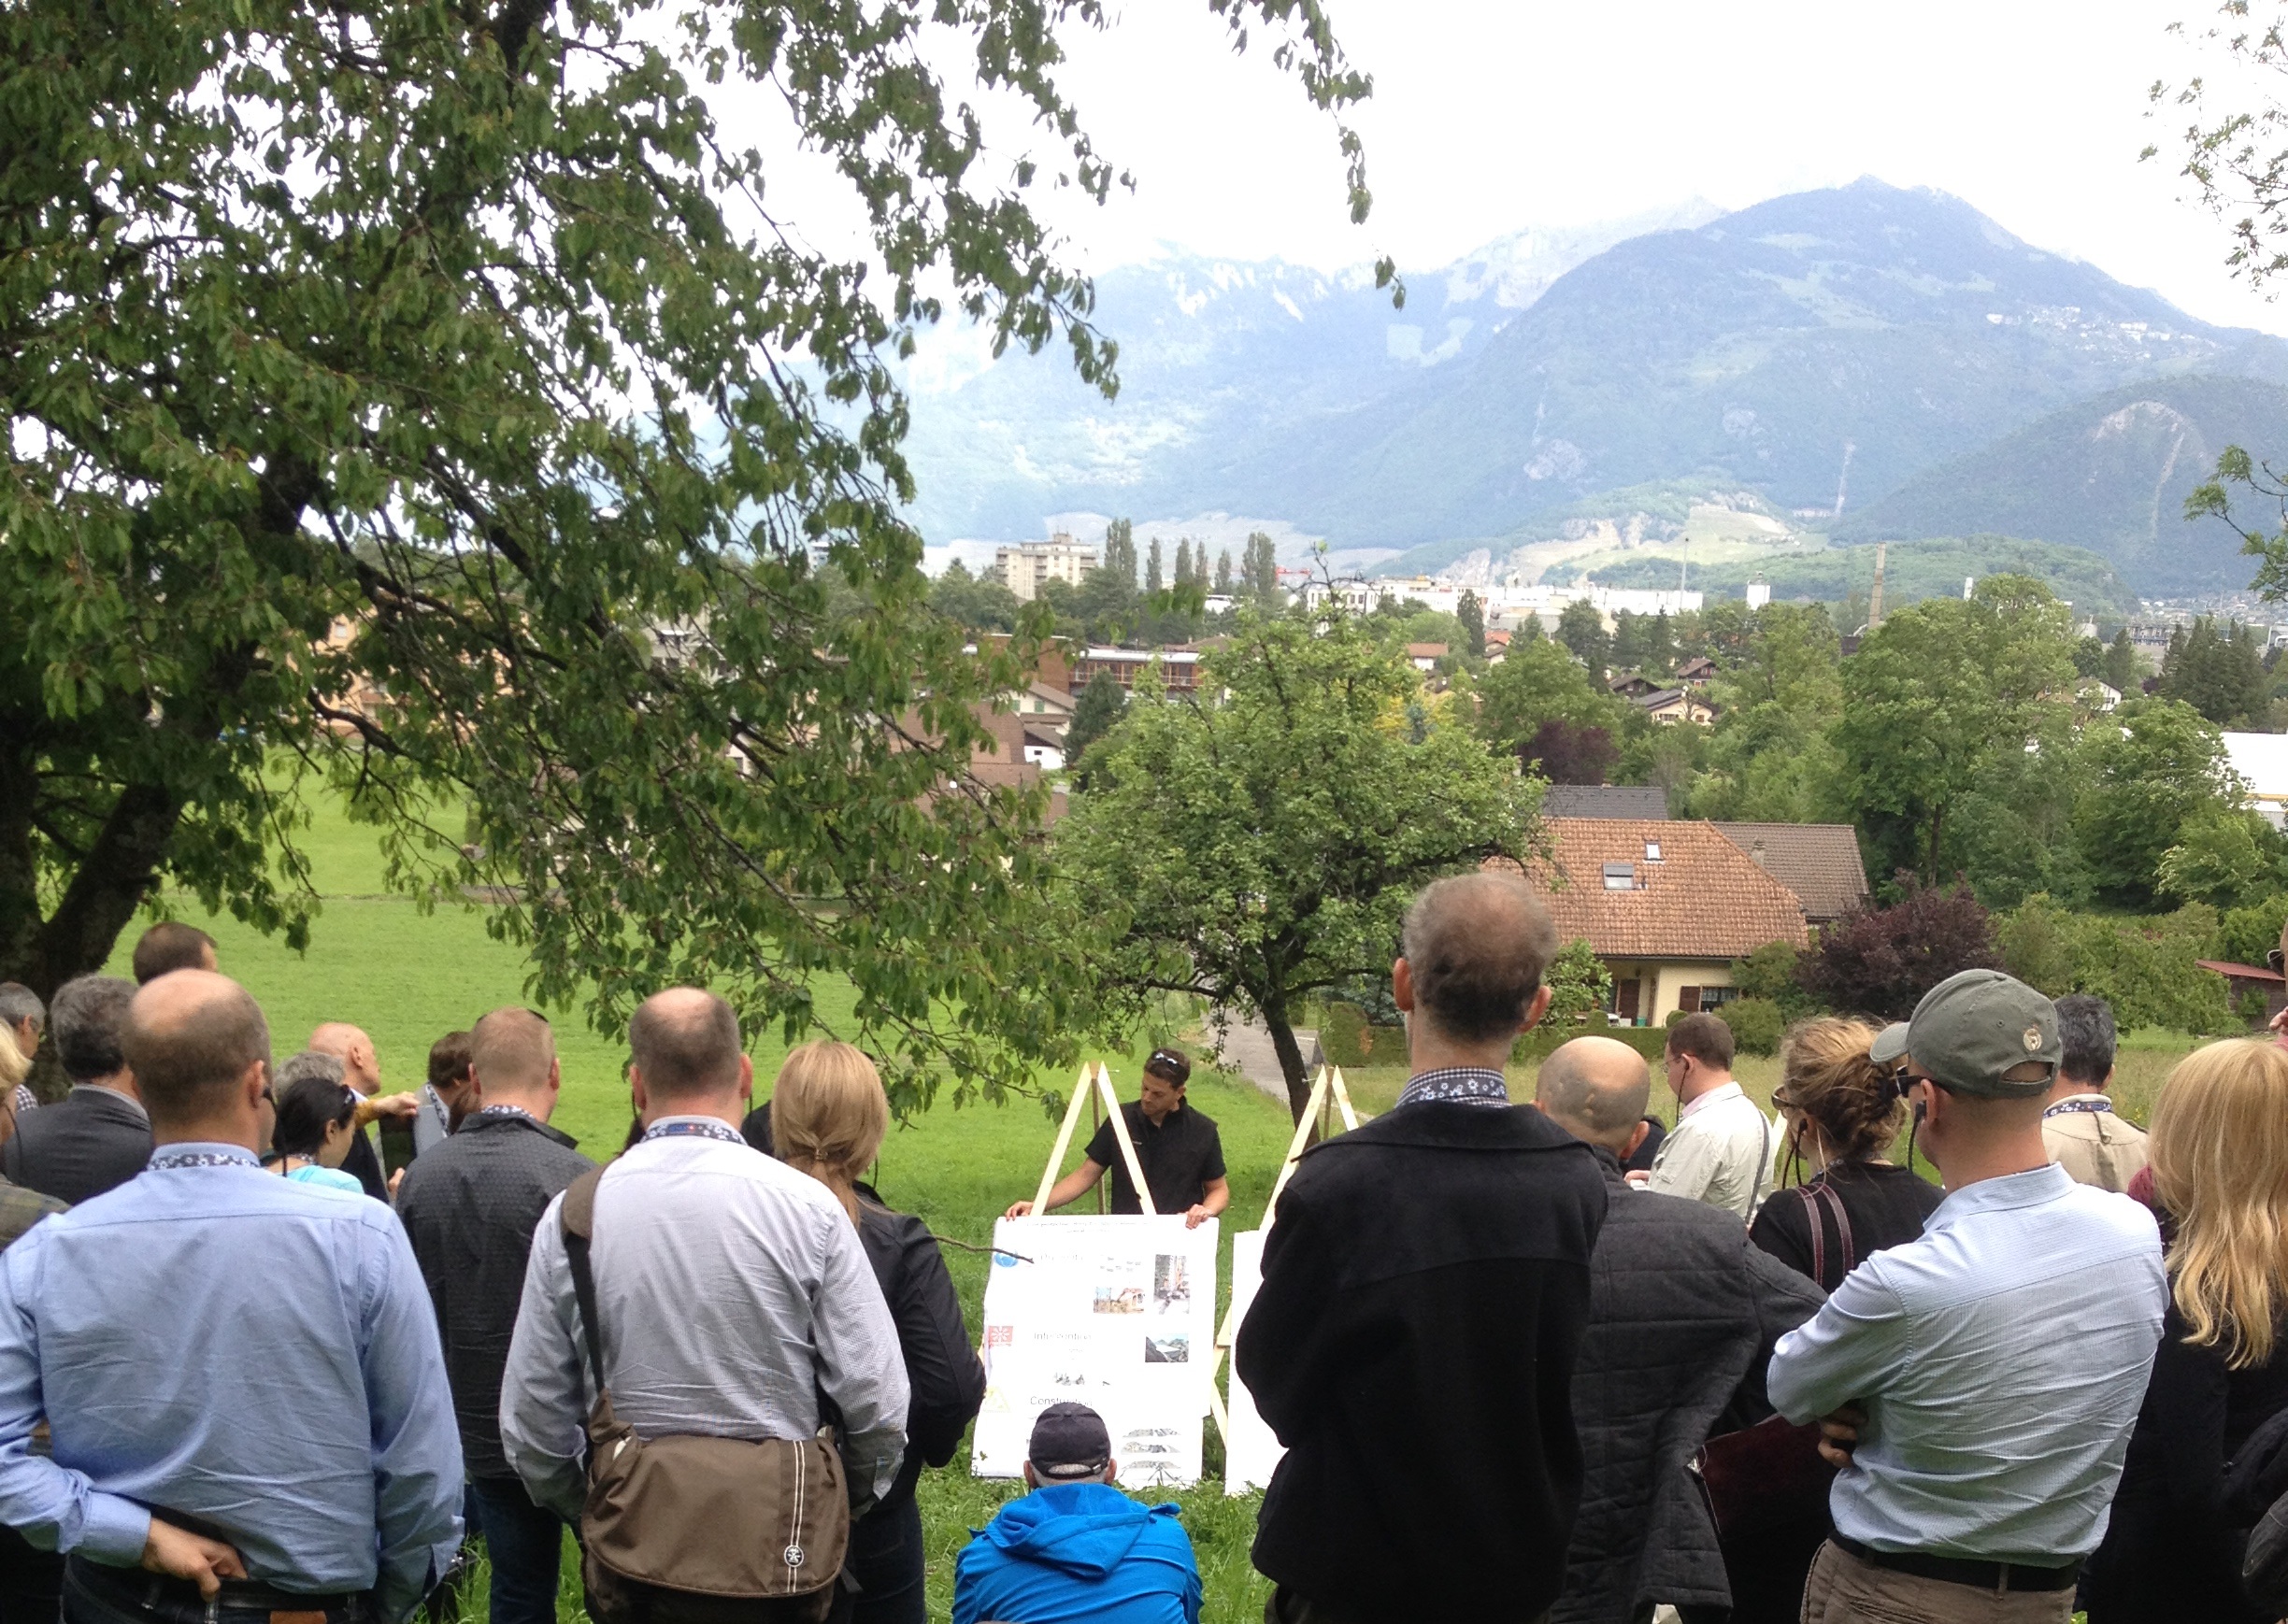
[1005,1047,1229,1227]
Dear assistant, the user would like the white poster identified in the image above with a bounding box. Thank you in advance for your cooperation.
[972,1215,1221,1490]
[1222,1227,1286,1494]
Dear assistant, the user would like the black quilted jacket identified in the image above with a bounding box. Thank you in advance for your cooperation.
[1554,1150,1825,1624]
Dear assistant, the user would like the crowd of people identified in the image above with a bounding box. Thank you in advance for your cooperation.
[0,887,2281,1624]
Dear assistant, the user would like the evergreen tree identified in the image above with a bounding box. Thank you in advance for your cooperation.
[1456,590,1486,659]
[1216,549,1235,593]
[1173,538,1193,591]
[1101,518,1137,590]
[2103,628,2140,692]
[1645,612,1678,677]
[2073,635,2106,678]
[2160,616,2268,726]
[1556,599,1611,677]
[1609,610,1645,672]
[1064,674,1129,779]
[1243,531,1280,603]
[1146,535,1165,595]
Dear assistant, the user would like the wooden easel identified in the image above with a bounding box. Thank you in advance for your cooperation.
[1206,1064,1359,1442]
[1030,1061,1156,1217]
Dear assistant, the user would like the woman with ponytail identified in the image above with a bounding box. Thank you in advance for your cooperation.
[2084,1038,2288,1623]
[1750,1017,1944,1293]
[772,1042,985,1624]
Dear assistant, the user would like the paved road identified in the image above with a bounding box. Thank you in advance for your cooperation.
[1205,1015,1317,1107]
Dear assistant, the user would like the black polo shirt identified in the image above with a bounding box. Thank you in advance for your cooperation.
[1083,1099,1224,1216]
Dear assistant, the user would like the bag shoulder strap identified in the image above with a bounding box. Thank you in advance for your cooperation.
[560,1167,610,1392]
[1812,1178,1856,1280]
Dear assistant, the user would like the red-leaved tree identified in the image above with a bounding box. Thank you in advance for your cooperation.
[1795,875,2003,1020]
[1526,719,1618,786]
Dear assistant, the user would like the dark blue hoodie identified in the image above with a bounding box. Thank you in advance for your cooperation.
[952,1481,1202,1624]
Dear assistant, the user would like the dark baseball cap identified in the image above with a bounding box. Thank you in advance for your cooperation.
[1904,969,2061,1100]
[1869,1022,1911,1067]
[1027,1403,1112,1480]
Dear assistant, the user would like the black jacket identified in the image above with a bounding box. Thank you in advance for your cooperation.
[1237,1102,1609,1621]
[2084,1302,2288,1624]
[1557,1151,1826,1624]
[853,1182,986,1512]
[1,1087,151,1205]
[396,1110,595,1479]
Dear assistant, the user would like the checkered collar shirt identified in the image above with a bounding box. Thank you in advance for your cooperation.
[1395,1066,1512,1110]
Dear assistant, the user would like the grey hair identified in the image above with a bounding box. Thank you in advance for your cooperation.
[274,1049,348,1092]
[0,984,43,1033]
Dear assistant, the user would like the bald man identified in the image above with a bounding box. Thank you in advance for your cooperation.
[1534,1037,1825,1624]
[0,972,461,1624]
[500,988,906,1622]
[308,1023,420,1200]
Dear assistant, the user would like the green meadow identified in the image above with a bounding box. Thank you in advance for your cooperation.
[118,792,2193,1622]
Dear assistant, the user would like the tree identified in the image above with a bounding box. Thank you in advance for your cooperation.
[1456,590,1487,660]
[1173,539,1194,592]
[1215,550,1235,594]
[1834,577,2077,887]
[1525,721,1617,786]
[1057,613,1538,1118]
[1241,531,1281,604]
[2159,616,2269,726]
[1477,636,1623,761]
[1687,603,1846,825]
[929,562,1022,632]
[2103,628,2141,693]
[2075,697,2237,907]
[2074,635,2107,678]
[2158,805,2287,908]
[1644,612,1678,677]
[1556,599,1611,677]
[1145,536,1165,596]
[1062,675,1129,786]
[1795,879,2004,1021]
[0,0,1379,1107]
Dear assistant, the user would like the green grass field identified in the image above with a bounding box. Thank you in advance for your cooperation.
[118,792,2196,1624]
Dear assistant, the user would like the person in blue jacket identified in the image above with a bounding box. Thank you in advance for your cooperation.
[953,1403,1202,1624]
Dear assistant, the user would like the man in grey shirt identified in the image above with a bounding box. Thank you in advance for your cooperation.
[499,989,908,1573]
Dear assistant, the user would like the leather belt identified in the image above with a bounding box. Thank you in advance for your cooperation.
[67,1556,369,1616]
[1832,1534,2081,1593]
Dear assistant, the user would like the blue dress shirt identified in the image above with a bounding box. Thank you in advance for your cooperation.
[1768,1161,2166,1563]
[0,1144,464,1619]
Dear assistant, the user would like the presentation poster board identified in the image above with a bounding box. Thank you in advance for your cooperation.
[972,1214,1221,1490]
[1222,1227,1286,1494]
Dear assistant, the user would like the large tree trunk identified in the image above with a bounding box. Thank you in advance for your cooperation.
[1261,997,1314,1123]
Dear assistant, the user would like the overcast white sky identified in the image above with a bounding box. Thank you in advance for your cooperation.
[910,0,2288,334]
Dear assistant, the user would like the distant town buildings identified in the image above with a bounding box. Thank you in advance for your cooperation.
[1300,576,1703,621]
[1070,646,1203,693]
[994,533,1097,602]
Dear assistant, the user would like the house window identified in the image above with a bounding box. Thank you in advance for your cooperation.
[1602,862,1637,891]
[1698,986,1741,1010]
[1644,840,1662,862]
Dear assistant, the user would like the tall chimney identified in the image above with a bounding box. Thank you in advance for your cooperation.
[1867,543,1887,629]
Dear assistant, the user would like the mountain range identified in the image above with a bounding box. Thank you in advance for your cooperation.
[897,178,2288,596]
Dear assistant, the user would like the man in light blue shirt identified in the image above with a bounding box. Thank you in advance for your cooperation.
[0,970,463,1624]
[1769,970,2166,1622]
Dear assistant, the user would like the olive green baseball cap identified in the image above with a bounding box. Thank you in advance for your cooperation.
[1869,1022,1911,1067]
[1903,969,2061,1099]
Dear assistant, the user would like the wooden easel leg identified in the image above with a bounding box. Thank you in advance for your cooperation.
[1031,1064,1100,1214]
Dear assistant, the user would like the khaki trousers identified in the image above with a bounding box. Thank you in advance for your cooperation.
[1798,1542,2074,1624]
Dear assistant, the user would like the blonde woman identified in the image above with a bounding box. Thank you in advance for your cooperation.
[771,1042,984,1624]
[0,1023,28,1149]
[2084,1039,2288,1624]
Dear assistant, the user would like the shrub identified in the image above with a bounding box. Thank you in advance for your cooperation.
[1720,997,1785,1057]
[1996,895,2238,1033]
[1732,940,1823,1020]
[1795,876,2002,1020]
[1542,939,1613,1026]
[2215,893,2288,969]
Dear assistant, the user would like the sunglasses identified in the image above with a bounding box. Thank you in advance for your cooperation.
[2270,948,2285,976]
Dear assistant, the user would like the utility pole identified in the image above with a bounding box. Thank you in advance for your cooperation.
[1868,542,1887,629]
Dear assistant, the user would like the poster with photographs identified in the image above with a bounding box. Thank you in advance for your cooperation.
[971,1215,1221,1489]
[1222,1227,1285,1494]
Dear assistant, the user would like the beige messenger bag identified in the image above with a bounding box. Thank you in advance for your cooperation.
[560,1168,851,1603]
